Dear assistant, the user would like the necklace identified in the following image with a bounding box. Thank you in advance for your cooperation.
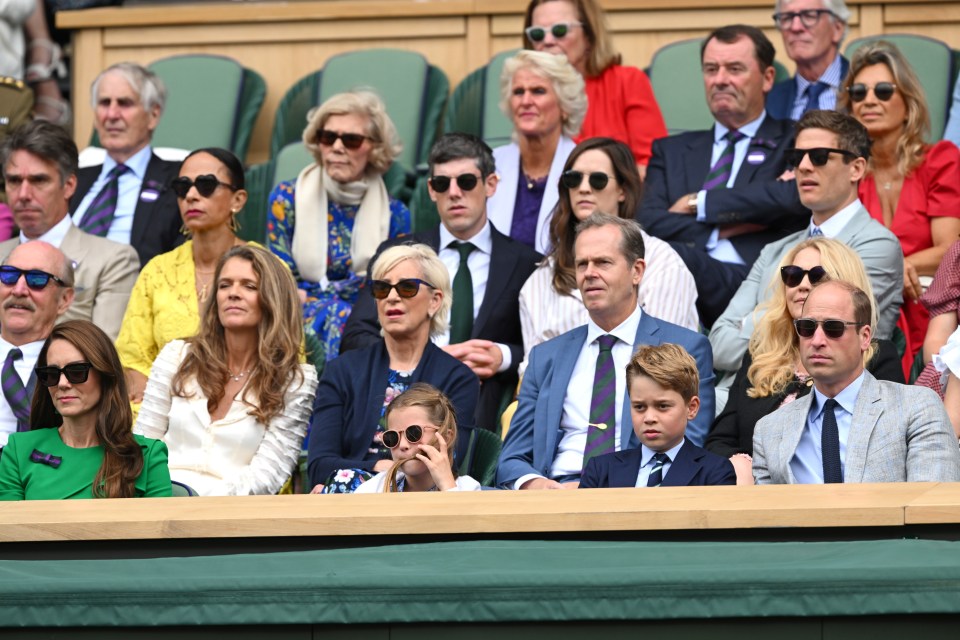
[228,368,252,382]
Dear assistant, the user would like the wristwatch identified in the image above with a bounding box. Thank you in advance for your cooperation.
[687,195,698,214]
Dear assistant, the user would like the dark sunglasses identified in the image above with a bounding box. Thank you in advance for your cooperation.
[382,424,439,449]
[772,9,834,29]
[780,265,828,288]
[370,278,435,300]
[0,265,67,290]
[784,147,858,168]
[316,129,371,150]
[428,173,480,193]
[35,362,94,387]
[847,82,897,103]
[794,318,861,339]
[524,21,581,43]
[560,170,612,191]
[171,175,237,199]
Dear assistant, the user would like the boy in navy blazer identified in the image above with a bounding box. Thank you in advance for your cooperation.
[581,344,735,488]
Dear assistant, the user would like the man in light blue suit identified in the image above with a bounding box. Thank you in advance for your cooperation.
[754,280,960,484]
[497,214,714,490]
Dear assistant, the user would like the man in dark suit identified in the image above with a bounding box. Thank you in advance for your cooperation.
[766,0,850,121]
[69,62,181,268]
[637,24,809,327]
[341,133,541,431]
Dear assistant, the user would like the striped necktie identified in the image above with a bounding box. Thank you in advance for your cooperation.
[79,164,130,236]
[702,129,745,191]
[1,348,33,432]
[647,452,670,487]
[583,334,618,469]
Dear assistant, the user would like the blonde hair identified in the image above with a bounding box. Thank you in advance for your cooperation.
[522,0,621,77]
[747,237,878,397]
[371,243,451,338]
[302,90,402,174]
[500,50,587,139]
[381,383,459,493]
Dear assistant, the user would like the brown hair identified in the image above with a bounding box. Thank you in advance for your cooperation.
[381,383,458,493]
[625,343,699,402]
[795,109,872,160]
[522,0,621,77]
[31,320,142,498]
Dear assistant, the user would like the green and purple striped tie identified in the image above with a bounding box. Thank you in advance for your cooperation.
[702,129,744,191]
[78,164,130,237]
[583,334,618,468]
[1,348,32,432]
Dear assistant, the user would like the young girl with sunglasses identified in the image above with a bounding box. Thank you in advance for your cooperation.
[355,383,480,493]
[705,238,903,483]
[0,320,172,500]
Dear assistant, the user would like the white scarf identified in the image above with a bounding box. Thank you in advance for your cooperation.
[291,163,391,283]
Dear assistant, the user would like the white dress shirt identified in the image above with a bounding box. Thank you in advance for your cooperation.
[808,198,863,238]
[634,439,685,487]
[0,336,44,446]
[71,145,153,246]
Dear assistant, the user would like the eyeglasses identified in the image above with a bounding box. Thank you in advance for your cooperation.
[847,82,897,103]
[794,318,861,339]
[428,173,480,193]
[560,170,613,191]
[316,129,371,150]
[772,9,835,29]
[382,424,439,449]
[784,147,858,168]
[0,266,67,290]
[781,265,828,288]
[171,175,237,199]
[370,278,435,300]
[524,21,582,43]
[35,362,94,387]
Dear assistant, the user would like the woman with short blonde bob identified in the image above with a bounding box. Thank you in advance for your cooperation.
[486,50,586,253]
[268,90,411,361]
[706,238,903,481]
[355,383,481,493]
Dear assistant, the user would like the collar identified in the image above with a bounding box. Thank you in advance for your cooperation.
[439,219,493,255]
[103,144,152,180]
[0,335,46,363]
[586,304,642,349]
[811,369,866,418]
[714,111,766,144]
[795,54,844,93]
[23,214,72,247]
[641,439,685,467]
[810,198,863,237]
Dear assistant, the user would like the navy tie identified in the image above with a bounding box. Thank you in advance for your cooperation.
[802,81,829,114]
[647,452,670,487]
[821,399,843,483]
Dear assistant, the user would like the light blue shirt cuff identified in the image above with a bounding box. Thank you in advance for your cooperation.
[694,190,708,221]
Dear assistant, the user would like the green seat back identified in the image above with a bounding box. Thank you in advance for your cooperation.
[649,38,712,134]
[482,48,519,147]
[269,73,321,158]
[845,34,954,141]
[171,480,198,497]
[457,427,502,487]
[408,174,440,232]
[238,160,275,244]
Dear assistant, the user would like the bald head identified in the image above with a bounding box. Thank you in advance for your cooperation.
[0,241,75,345]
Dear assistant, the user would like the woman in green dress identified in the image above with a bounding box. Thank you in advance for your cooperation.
[0,320,171,500]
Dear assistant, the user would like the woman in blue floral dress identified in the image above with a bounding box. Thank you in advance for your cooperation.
[267,90,410,361]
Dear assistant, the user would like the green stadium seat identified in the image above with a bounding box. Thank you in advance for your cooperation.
[457,427,502,487]
[444,48,518,147]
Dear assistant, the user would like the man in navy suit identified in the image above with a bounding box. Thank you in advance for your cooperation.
[580,343,735,489]
[767,0,850,121]
[341,133,541,431]
[637,24,809,327]
[497,214,715,490]
[69,62,181,268]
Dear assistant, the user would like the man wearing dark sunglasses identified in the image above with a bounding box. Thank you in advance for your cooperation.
[0,120,139,341]
[710,110,903,379]
[766,0,850,121]
[69,63,182,268]
[0,241,74,443]
[638,25,809,328]
[342,133,541,430]
[753,280,960,484]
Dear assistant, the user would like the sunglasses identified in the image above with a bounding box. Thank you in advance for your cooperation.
[524,21,582,43]
[772,8,834,29]
[0,265,67,290]
[428,173,481,193]
[382,424,439,449]
[316,129,371,150]
[847,82,897,103]
[780,265,828,288]
[794,318,861,339]
[784,147,858,168]
[171,175,236,199]
[35,362,94,387]
[370,278,435,300]
[560,170,613,191]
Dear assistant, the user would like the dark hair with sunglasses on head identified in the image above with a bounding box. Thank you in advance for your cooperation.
[0,320,172,501]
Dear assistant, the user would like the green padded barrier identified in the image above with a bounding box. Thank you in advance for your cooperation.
[457,427,502,486]
[233,68,267,163]
[238,160,275,244]
[483,48,519,147]
[845,34,954,141]
[443,65,486,138]
[269,73,321,158]
[274,143,314,185]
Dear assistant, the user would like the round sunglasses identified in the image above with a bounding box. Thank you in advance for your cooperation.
[847,82,897,103]
[560,170,613,191]
[794,318,861,339]
[381,424,439,449]
[780,265,828,288]
[524,21,582,43]
[316,129,371,150]
[370,278,435,300]
[36,362,94,387]
[428,173,481,193]
[0,265,67,291]
[784,147,858,168]
[171,175,237,199]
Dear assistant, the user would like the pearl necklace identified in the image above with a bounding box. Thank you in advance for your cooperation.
[228,368,252,382]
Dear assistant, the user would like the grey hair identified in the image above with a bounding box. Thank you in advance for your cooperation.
[500,50,587,139]
[775,0,850,41]
[91,62,167,115]
[574,212,646,263]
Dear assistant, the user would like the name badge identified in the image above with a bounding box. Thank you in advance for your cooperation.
[746,151,766,165]
[140,189,159,202]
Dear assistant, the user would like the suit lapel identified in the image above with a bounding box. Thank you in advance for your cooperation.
[545,327,587,460]
[735,115,782,186]
[71,166,99,214]
[779,392,815,484]
[473,227,514,337]
[844,373,881,483]
[663,441,698,486]
[622,313,662,448]
[611,449,644,488]
[129,154,169,250]
[59,225,87,268]
[835,207,870,245]
[685,130,715,191]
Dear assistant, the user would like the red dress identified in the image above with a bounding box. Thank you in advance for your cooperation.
[858,140,960,375]
[575,64,667,166]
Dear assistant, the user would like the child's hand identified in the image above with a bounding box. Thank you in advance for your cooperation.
[416,432,456,491]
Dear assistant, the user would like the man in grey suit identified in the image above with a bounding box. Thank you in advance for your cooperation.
[710,110,902,377]
[0,121,139,340]
[753,280,960,484]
